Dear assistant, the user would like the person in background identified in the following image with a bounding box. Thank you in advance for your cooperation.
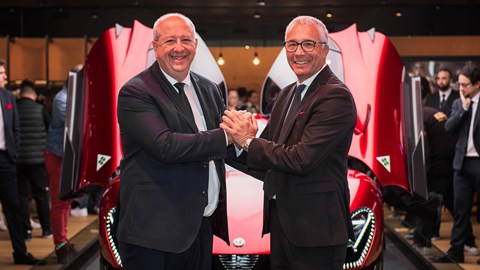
[16,80,52,241]
[0,59,46,265]
[236,86,248,110]
[409,76,455,250]
[432,63,480,263]
[227,89,240,111]
[243,90,260,114]
[426,68,459,117]
[221,15,356,269]
[115,13,230,269]
[44,64,83,264]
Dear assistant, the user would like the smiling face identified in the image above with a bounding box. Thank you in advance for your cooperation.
[285,23,329,83]
[153,16,198,82]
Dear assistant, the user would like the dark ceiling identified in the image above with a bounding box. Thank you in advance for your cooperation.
[1,0,480,45]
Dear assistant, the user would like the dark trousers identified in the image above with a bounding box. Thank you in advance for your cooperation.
[17,164,51,233]
[0,151,27,254]
[119,217,213,270]
[449,158,480,255]
[269,200,347,270]
[428,173,455,235]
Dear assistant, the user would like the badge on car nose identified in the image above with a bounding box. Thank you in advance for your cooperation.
[233,237,245,247]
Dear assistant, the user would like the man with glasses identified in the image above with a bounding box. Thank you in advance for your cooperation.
[432,63,480,263]
[222,16,356,269]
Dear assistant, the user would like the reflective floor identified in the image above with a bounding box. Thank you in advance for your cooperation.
[1,205,479,270]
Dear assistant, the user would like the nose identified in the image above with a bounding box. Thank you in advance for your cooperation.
[294,45,306,55]
[173,39,185,51]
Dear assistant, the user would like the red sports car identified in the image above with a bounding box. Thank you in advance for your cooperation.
[60,21,426,270]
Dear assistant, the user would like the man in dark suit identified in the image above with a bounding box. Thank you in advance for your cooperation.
[432,63,480,263]
[116,14,230,270]
[0,59,46,265]
[222,16,356,269]
[425,68,459,117]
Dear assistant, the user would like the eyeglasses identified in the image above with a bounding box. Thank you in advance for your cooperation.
[458,82,472,88]
[284,40,327,52]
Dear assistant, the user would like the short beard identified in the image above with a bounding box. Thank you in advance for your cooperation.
[437,84,450,91]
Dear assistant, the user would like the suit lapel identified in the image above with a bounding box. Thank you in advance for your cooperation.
[272,84,296,142]
[432,93,440,108]
[276,66,332,143]
[150,64,198,133]
[0,90,8,124]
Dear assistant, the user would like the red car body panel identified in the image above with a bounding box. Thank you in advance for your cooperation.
[78,20,152,190]
[64,21,413,269]
[330,25,409,192]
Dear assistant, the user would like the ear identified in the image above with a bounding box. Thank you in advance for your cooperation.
[475,81,480,89]
[322,44,329,54]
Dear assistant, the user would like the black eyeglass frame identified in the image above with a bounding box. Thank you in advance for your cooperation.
[283,40,327,52]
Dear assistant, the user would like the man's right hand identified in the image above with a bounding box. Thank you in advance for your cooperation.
[460,89,472,110]
[220,110,258,149]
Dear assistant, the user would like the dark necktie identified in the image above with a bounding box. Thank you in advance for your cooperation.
[264,84,306,200]
[283,84,306,125]
[174,82,194,119]
[439,94,446,109]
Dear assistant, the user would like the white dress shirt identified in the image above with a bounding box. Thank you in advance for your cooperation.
[162,68,220,217]
[466,92,479,157]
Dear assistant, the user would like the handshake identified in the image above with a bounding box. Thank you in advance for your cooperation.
[220,110,259,149]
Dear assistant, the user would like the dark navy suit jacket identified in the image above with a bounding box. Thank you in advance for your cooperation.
[116,63,229,253]
[0,88,20,162]
[445,98,480,171]
[425,90,459,117]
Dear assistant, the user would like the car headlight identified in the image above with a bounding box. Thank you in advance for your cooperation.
[343,207,375,269]
[105,207,123,267]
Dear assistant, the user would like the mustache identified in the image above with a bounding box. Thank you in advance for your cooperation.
[437,84,450,91]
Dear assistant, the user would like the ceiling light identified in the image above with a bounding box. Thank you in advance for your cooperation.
[325,11,333,19]
[394,11,403,17]
[253,11,261,19]
[257,0,266,6]
[253,52,260,65]
[217,52,225,66]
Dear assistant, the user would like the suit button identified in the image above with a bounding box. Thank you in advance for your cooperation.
[202,191,207,196]
[203,163,208,168]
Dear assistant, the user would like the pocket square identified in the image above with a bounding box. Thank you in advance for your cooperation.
[6,103,12,110]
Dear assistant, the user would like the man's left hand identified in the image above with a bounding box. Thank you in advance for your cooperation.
[220,110,258,148]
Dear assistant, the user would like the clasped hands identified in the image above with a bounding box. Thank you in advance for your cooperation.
[220,110,258,149]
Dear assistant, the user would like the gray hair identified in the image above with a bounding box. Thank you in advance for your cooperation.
[153,13,196,41]
[285,15,328,43]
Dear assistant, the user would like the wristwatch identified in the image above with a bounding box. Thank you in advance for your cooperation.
[243,138,253,152]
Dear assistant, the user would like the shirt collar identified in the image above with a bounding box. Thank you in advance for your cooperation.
[297,63,327,90]
[158,63,192,91]
[439,88,452,99]
[472,91,480,103]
